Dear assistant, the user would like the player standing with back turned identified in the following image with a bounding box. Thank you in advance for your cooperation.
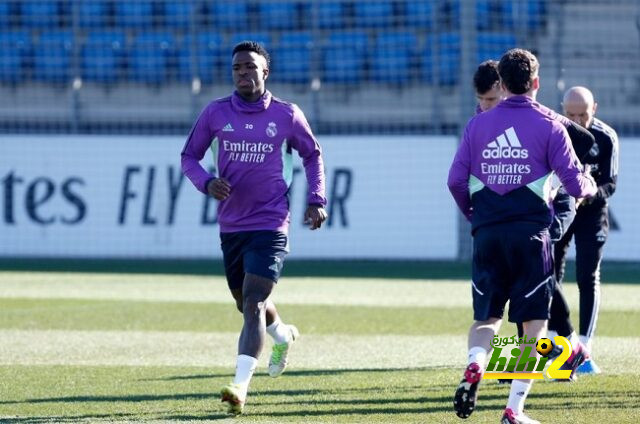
[448,49,596,424]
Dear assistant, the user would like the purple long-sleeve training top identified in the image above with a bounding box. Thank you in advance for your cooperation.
[181,90,326,233]
[448,95,597,232]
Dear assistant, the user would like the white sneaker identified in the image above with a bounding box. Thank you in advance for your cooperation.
[268,325,299,377]
[501,408,540,424]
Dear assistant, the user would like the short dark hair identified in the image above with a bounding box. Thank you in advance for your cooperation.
[498,48,539,95]
[473,60,499,94]
[232,41,270,67]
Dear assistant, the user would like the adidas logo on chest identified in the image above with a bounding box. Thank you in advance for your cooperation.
[482,127,529,159]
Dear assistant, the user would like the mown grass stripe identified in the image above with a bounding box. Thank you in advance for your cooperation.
[2,298,640,337]
[0,329,638,375]
[1,272,639,311]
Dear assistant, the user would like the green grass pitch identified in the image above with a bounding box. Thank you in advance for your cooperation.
[0,270,638,423]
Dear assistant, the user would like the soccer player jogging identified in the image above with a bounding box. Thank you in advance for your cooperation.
[551,86,619,375]
[448,49,597,424]
[472,60,596,384]
[181,41,328,415]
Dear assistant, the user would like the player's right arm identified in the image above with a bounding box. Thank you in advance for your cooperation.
[181,104,220,195]
[447,125,473,220]
[547,123,597,199]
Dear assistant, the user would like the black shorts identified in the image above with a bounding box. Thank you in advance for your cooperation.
[220,230,289,290]
[471,222,555,323]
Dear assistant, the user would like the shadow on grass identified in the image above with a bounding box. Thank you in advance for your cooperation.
[1,412,232,423]
[145,366,451,383]
[0,413,137,423]
[2,388,635,422]
[253,390,638,418]
[140,372,234,382]
[0,392,216,405]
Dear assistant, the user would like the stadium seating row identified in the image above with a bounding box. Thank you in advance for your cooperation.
[0,0,547,32]
[0,30,516,85]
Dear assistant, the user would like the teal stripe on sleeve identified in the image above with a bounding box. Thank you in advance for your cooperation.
[281,139,293,187]
[209,137,219,175]
[469,175,485,196]
[526,173,553,200]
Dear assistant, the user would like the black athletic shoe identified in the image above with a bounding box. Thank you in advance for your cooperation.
[454,362,482,419]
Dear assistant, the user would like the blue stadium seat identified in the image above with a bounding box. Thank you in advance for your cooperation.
[403,0,433,30]
[323,31,368,83]
[229,32,272,49]
[437,32,460,85]
[20,1,59,28]
[476,0,514,31]
[82,30,126,83]
[314,1,344,29]
[498,0,514,29]
[476,0,492,31]
[258,1,298,30]
[352,1,394,28]
[421,35,434,83]
[114,1,154,29]
[0,31,30,83]
[178,32,223,84]
[526,0,547,31]
[33,30,73,82]
[371,31,417,84]
[271,31,312,83]
[164,1,198,30]
[439,0,460,30]
[78,1,109,28]
[0,1,12,28]
[210,1,249,31]
[477,32,516,63]
[129,32,175,84]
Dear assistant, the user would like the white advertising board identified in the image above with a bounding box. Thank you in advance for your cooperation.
[0,135,458,259]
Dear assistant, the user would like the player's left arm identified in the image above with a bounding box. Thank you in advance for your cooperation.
[592,131,619,202]
[290,105,328,230]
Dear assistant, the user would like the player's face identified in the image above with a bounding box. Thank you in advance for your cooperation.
[476,85,504,112]
[563,101,596,128]
[232,50,269,102]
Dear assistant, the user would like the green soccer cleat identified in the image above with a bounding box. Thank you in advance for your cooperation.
[220,383,245,415]
[268,325,299,378]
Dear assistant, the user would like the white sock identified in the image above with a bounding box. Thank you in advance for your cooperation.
[569,332,580,349]
[232,354,258,398]
[266,318,290,344]
[547,330,558,340]
[507,380,532,415]
[467,346,487,367]
[579,335,593,355]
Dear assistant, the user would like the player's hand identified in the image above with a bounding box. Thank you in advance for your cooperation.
[206,178,231,200]
[581,195,595,206]
[304,205,328,230]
